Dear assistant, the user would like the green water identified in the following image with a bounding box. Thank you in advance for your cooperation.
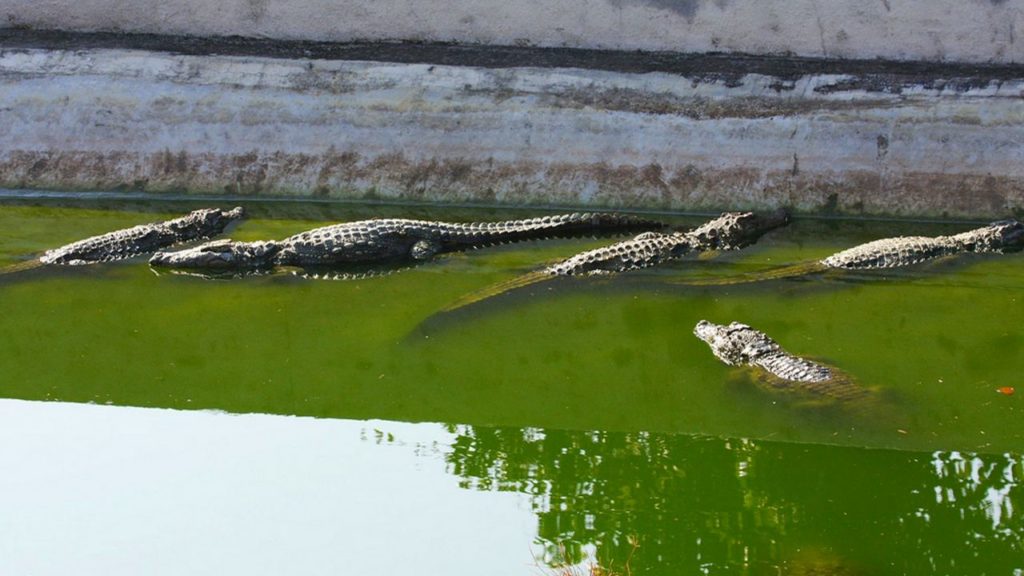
[0,197,1021,575]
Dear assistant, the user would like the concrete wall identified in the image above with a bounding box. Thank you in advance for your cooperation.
[2,2,1022,217]
[3,47,1022,218]
[3,0,1023,64]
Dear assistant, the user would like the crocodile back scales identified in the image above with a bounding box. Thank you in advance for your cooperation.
[275,213,661,265]
[544,232,693,276]
[545,210,788,276]
[40,208,243,266]
[821,236,960,269]
[42,222,186,265]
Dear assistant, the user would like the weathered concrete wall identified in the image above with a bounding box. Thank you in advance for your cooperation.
[2,0,1023,64]
[2,46,1022,218]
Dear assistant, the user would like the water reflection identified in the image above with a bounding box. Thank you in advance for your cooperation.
[441,425,1023,575]
[923,451,1021,542]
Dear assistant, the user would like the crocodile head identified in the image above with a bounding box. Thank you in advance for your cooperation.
[688,209,790,251]
[149,239,280,270]
[955,219,1024,253]
[694,320,742,366]
[165,207,246,240]
[693,320,777,366]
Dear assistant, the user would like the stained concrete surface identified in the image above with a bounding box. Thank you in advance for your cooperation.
[1,45,1021,218]
[4,28,1024,86]
[2,0,1022,63]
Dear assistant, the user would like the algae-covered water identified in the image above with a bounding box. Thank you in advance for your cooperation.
[0,195,1021,575]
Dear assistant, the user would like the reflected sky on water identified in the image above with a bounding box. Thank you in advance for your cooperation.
[3,400,1017,576]
[2,199,1023,575]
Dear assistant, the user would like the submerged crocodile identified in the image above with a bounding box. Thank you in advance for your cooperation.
[693,320,869,404]
[440,210,789,311]
[2,207,245,275]
[149,213,664,272]
[684,219,1024,285]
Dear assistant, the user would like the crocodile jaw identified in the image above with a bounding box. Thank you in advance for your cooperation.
[942,219,1023,252]
[983,219,1024,251]
[730,209,790,248]
[167,207,246,239]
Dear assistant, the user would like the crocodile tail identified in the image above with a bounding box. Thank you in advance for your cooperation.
[499,212,664,234]
[672,261,825,287]
[583,212,665,230]
[0,259,44,276]
[450,213,664,247]
[439,270,553,312]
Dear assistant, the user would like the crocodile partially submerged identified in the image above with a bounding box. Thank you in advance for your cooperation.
[683,219,1024,285]
[440,210,789,311]
[148,213,663,273]
[693,320,869,404]
[1,207,245,275]
[820,219,1023,269]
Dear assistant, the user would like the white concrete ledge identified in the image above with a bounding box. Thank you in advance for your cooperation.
[2,0,1022,64]
[1,46,1023,217]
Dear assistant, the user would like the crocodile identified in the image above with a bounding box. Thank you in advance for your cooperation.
[148,212,664,273]
[1,207,245,275]
[693,320,869,404]
[682,219,1024,286]
[440,210,789,311]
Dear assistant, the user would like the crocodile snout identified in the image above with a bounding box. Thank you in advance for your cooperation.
[996,220,1024,249]
[693,320,720,343]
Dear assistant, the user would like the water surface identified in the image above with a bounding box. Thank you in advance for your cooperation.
[0,196,1021,574]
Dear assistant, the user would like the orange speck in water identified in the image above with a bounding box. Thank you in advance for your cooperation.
[997,386,1015,396]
